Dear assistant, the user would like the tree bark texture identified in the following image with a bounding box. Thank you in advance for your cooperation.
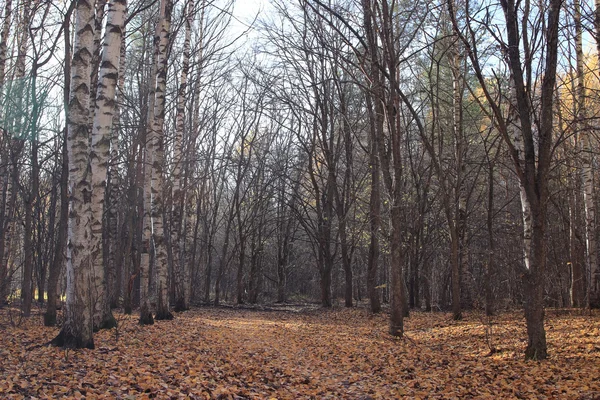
[89,0,126,331]
[52,0,97,349]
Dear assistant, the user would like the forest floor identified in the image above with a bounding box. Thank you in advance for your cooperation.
[0,305,599,399]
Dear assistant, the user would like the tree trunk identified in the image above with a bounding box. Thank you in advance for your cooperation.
[51,0,97,349]
[172,0,194,313]
[248,219,264,304]
[0,0,12,305]
[575,0,599,307]
[569,185,585,307]
[151,0,174,321]
[90,0,125,331]
[523,207,548,359]
[236,213,246,305]
[389,205,406,337]
[139,117,154,324]
[361,0,385,315]
[45,129,69,326]
[502,0,559,359]
[22,127,40,316]
[44,5,72,324]
[107,31,127,309]
[485,162,495,316]
[276,187,289,303]
[449,0,560,358]
[0,0,12,88]
[320,266,332,308]
[139,5,159,326]
[215,208,234,306]
[22,187,34,316]
[88,0,107,124]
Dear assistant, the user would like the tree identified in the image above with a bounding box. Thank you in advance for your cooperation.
[0,0,13,306]
[89,0,126,330]
[171,0,196,312]
[359,0,410,335]
[573,0,598,308]
[51,0,98,349]
[150,0,174,321]
[448,0,562,359]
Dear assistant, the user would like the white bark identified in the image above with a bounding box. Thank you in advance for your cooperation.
[0,0,11,87]
[151,0,173,320]
[140,0,173,321]
[89,0,107,126]
[53,0,96,349]
[140,8,159,325]
[508,78,532,271]
[575,0,598,305]
[90,0,126,329]
[0,1,13,291]
[106,31,126,309]
[172,0,194,311]
[582,137,598,302]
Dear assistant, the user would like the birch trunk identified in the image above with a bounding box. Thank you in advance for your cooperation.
[106,31,126,309]
[508,78,533,271]
[139,15,158,326]
[89,0,107,125]
[15,0,34,316]
[89,0,125,330]
[0,0,11,304]
[45,127,69,326]
[575,0,599,307]
[22,120,39,317]
[448,46,465,320]
[0,0,11,87]
[365,80,382,315]
[51,0,97,349]
[569,183,585,307]
[172,0,194,312]
[0,0,27,305]
[139,133,154,324]
[151,0,173,320]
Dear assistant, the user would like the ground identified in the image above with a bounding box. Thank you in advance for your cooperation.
[0,306,599,399]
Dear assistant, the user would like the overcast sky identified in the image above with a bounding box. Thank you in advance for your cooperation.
[229,0,272,42]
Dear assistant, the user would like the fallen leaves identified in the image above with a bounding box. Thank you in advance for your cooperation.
[0,307,598,399]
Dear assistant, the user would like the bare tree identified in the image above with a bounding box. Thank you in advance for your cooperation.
[448,0,562,359]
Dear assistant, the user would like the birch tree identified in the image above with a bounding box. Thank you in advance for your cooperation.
[89,0,126,330]
[51,0,97,349]
[574,0,598,308]
[172,0,195,312]
[0,0,13,306]
[140,0,174,321]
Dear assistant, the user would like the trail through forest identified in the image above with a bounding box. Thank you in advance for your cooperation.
[0,307,599,399]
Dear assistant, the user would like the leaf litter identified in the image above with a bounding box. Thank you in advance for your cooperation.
[0,307,598,399]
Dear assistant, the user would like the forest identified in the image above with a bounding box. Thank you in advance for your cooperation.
[0,0,600,396]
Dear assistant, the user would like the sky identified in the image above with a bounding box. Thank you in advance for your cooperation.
[231,0,269,35]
